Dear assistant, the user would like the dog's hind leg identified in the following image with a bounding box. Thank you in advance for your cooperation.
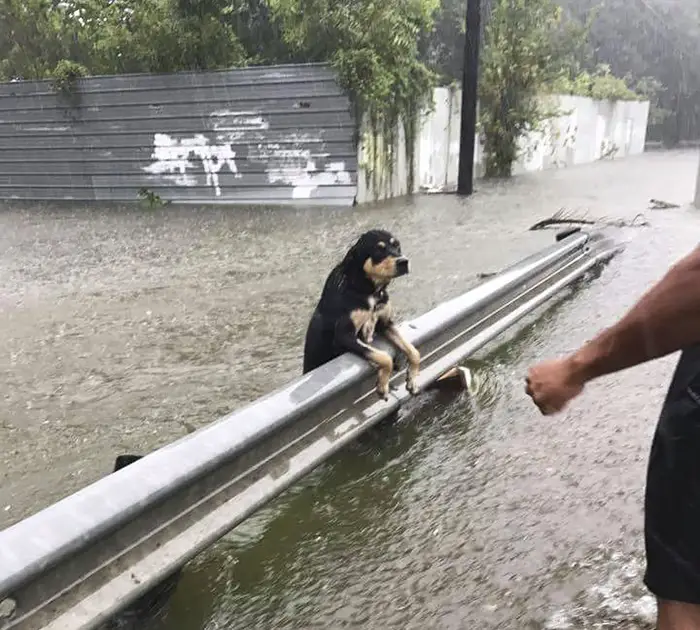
[335,318,393,400]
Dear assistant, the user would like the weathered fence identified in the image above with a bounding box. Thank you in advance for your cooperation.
[0,63,357,205]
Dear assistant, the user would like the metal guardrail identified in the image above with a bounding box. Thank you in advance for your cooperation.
[0,228,623,630]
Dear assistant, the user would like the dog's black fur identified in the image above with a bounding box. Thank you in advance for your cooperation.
[303,229,421,399]
[105,454,182,629]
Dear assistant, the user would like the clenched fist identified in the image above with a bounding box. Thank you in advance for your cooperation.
[525,357,586,415]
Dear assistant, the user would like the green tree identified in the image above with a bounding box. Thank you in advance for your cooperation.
[0,0,73,79]
[74,0,247,75]
[559,0,700,145]
[229,0,295,65]
[266,0,438,132]
[478,0,570,177]
[419,0,466,84]
[0,0,249,81]
[266,0,439,192]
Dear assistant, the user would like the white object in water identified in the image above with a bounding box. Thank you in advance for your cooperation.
[434,365,478,395]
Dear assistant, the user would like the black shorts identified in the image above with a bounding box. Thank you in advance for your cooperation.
[644,346,700,604]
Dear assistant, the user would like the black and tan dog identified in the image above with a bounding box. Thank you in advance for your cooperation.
[303,229,421,399]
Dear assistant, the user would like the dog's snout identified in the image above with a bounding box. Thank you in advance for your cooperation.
[395,256,410,276]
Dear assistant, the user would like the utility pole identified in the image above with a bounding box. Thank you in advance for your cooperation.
[456,0,481,196]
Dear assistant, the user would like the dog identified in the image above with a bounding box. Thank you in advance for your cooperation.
[106,454,182,629]
[303,229,421,399]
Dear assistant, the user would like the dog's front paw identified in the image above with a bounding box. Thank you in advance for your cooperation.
[376,367,391,401]
[406,372,419,396]
[406,348,421,396]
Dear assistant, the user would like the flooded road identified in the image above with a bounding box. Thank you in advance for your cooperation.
[1,150,699,628]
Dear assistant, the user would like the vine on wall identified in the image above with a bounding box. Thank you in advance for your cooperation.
[51,60,88,99]
[267,0,439,200]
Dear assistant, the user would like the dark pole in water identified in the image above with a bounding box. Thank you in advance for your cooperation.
[456,0,482,196]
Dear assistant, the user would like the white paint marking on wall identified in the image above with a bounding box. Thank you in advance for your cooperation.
[142,110,269,195]
[268,160,353,199]
[251,135,352,199]
[22,126,70,132]
[143,111,351,199]
[142,132,242,195]
[210,110,269,134]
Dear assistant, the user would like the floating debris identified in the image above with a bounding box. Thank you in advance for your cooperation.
[648,198,680,210]
[530,208,650,231]
[530,208,595,231]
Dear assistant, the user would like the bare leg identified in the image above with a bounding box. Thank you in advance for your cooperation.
[658,599,700,630]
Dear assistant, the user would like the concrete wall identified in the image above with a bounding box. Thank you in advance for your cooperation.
[357,87,651,202]
[513,95,650,175]
[0,63,357,205]
[0,67,649,206]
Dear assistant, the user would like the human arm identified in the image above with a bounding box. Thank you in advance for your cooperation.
[526,244,700,414]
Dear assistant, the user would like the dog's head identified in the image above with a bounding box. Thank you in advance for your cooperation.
[344,229,409,286]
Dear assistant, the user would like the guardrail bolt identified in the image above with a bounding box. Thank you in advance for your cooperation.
[0,598,17,619]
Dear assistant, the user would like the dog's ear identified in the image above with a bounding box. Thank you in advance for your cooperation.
[113,454,143,472]
[342,239,363,269]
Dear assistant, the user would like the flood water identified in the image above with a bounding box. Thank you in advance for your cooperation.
[1,150,699,628]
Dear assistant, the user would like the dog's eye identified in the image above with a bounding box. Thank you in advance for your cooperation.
[377,241,386,249]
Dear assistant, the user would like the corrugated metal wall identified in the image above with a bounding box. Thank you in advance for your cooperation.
[0,63,358,206]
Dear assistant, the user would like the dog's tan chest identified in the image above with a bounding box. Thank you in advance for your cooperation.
[351,295,392,343]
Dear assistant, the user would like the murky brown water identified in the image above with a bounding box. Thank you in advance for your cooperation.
[1,150,699,629]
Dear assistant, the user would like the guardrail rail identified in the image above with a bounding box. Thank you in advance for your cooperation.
[0,228,624,630]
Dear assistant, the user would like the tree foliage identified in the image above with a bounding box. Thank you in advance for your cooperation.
[2,0,690,183]
[425,0,700,147]
[0,0,73,80]
[546,64,640,102]
[0,0,440,119]
[421,0,671,176]
[265,0,440,192]
[559,0,700,145]
[0,0,248,80]
[0,0,440,188]
[478,0,576,177]
[267,0,438,134]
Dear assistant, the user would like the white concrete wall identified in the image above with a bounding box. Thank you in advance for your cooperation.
[514,95,649,176]
[356,87,650,203]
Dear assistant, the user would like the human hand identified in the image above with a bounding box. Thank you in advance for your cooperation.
[525,357,585,415]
